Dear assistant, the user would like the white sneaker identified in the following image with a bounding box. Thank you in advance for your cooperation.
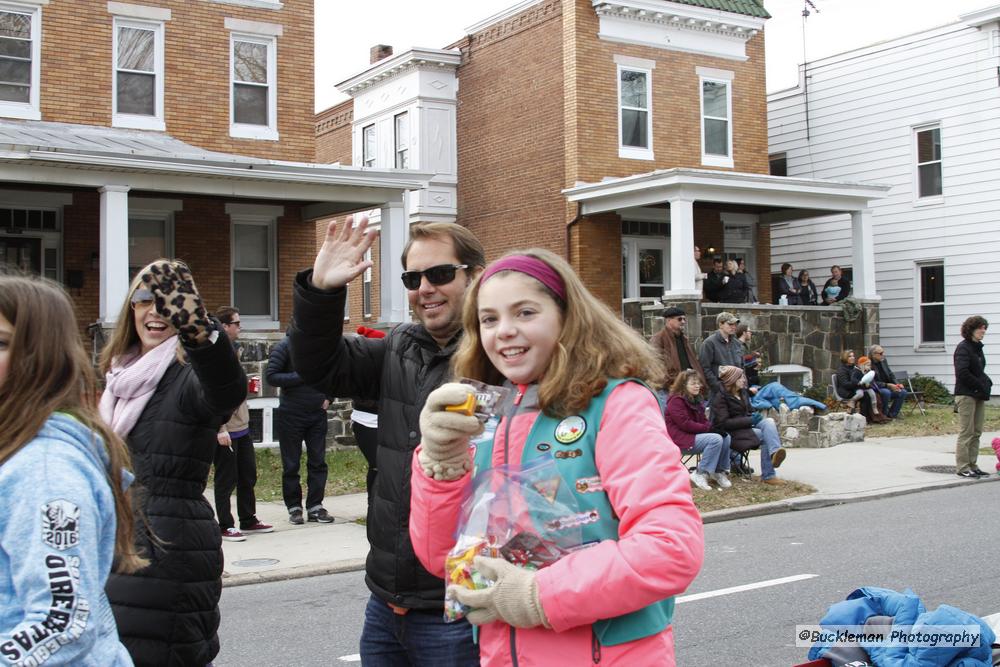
[710,472,732,489]
[690,471,712,491]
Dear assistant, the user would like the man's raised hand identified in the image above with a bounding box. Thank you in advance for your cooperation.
[311,214,378,290]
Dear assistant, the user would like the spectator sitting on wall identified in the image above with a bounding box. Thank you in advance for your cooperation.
[719,259,750,304]
[775,263,802,305]
[822,265,852,304]
[735,323,761,392]
[868,344,908,419]
[737,257,757,303]
[798,269,819,306]
[703,256,725,303]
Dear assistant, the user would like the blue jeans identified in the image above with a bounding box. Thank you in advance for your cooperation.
[688,433,731,474]
[360,594,480,667]
[753,417,783,480]
[877,386,908,418]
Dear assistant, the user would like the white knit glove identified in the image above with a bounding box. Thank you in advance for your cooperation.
[449,556,550,629]
[417,383,483,481]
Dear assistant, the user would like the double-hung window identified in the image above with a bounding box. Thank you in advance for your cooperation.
[915,125,942,200]
[362,124,376,167]
[699,69,733,168]
[617,64,653,160]
[230,34,278,140]
[231,216,277,323]
[394,112,409,169]
[113,19,165,130]
[916,261,944,347]
[0,4,41,120]
[363,247,372,317]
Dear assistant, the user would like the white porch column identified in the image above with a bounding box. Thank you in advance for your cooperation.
[664,197,701,299]
[99,185,131,323]
[850,208,878,300]
[379,199,409,324]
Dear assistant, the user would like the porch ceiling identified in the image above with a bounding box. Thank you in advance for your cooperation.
[0,119,431,219]
[562,168,890,217]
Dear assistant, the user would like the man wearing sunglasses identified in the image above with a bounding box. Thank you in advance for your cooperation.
[290,215,485,666]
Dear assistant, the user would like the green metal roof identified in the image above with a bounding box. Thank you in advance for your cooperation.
[666,0,770,19]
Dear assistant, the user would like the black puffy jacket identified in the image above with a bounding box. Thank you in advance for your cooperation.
[954,338,992,400]
[710,390,759,453]
[266,336,328,412]
[290,271,456,609]
[106,330,246,667]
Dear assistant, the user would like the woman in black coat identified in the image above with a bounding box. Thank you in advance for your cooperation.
[797,270,819,306]
[719,259,750,303]
[710,365,787,483]
[775,263,802,305]
[953,315,992,477]
[100,261,246,667]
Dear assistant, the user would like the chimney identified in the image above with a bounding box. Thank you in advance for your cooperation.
[370,44,393,64]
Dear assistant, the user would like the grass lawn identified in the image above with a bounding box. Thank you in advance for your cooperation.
[691,476,815,514]
[859,404,1000,438]
[210,448,370,501]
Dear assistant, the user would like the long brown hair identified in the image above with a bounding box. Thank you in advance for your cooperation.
[0,273,147,573]
[99,258,185,374]
[452,248,665,418]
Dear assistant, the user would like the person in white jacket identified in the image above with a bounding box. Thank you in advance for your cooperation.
[0,273,145,666]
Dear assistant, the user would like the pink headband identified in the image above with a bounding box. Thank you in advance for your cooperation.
[480,255,567,302]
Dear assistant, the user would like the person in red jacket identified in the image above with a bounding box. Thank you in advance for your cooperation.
[664,369,732,491]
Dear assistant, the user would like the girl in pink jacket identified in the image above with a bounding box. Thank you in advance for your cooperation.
[409,249,704,666]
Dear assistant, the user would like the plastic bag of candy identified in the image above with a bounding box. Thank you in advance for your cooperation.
[443,455,583,622]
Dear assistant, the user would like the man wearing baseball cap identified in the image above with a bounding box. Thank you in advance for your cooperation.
[698,311,744,401]
[651,306,707,390]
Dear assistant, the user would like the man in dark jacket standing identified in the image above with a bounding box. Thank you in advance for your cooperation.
[703,257,725,302]
[699,311,744,401]
[266,334,332,525]
[953,315,992,478]
[650,306,706,391]
[291,215,485,665]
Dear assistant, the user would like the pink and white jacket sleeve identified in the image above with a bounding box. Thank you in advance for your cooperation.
[409,446,470,578]
[534,382,705,632]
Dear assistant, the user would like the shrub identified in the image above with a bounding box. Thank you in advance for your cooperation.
[802,383,839,411]
[909,374,953,405]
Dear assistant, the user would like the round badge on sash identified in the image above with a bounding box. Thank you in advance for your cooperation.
[554,415,586,444]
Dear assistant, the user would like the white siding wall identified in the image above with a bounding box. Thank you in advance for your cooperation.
[767,20,1000,392]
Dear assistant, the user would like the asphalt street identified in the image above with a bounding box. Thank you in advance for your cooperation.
[216,482,1000,666]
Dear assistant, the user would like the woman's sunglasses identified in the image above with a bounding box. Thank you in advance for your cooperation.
[400,264,467,290]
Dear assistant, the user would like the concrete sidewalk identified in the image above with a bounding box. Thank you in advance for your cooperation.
[218,431,1000,587]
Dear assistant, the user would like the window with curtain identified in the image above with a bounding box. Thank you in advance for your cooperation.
[233,222,273,318]
[233,39,269,126]
[702,79,730,157]
[0,10,32,104]
[916,127,942,198]
[619,68,649,150]
[116,25,156,116]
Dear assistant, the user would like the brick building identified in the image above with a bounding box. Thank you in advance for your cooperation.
[317,0,887,324]
[0,0,426,334]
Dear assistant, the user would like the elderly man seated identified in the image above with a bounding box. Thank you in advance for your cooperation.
[869,345,908,419]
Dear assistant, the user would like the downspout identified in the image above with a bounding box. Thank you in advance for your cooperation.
[565,202,581,266]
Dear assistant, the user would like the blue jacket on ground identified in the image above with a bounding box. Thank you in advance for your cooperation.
[808,586,995,666]
[750,382,827,412]
[0,413,132,666]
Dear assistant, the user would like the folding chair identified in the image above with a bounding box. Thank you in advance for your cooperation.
[893,370,926,416]
[830,375,856,413]
[681,451,700,472]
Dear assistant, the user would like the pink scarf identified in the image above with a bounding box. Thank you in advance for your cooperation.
[99,336,179,438]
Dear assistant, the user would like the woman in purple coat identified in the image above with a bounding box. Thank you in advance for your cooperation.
[664,369,731,491]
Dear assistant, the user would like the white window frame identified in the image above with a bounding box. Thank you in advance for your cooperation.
[229,33,278,141]
[914,260,945,351]
[700,74,733,168]
[230,216,278,328]
[0,2,42,120]
[621,236,670,299]
[127,212,174,278]
[617,64,653,161]
[394,111,409,169]
[363,247,372,317]
[913,123,943,206]
[362,124,376,167]
[0,203,62,282]
[111,17,165,131]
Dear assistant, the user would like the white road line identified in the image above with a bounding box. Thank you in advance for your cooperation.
[677,574,819,604]
[338,654,361,662]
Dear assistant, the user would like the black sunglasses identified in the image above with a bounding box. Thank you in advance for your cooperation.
[400,264,467,290]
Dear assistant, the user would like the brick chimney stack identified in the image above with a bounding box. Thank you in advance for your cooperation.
[370,44,393,64]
